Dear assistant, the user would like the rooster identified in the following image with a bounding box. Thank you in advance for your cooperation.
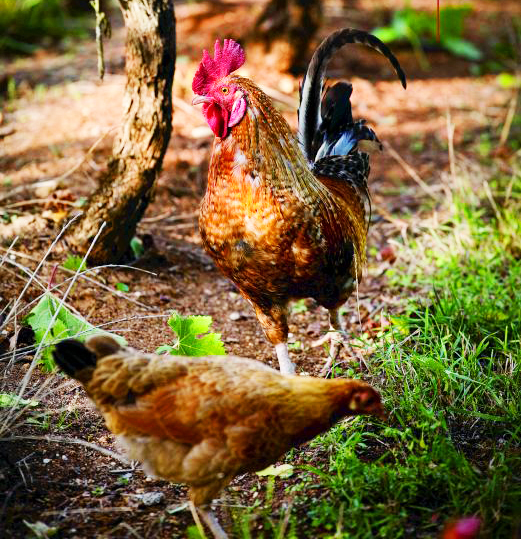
[193,30,406,374]
[53,336,383,539]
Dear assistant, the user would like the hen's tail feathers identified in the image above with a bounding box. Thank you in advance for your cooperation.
[298,28,407,162]
[53,339,97,379]
[53,335,121,380]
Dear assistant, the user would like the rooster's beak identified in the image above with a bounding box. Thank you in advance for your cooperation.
[192,95,213,106]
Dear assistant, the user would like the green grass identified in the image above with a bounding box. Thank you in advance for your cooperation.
[283,159,521,537]
[0,0,89,54]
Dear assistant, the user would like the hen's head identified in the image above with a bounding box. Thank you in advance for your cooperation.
[192,39,247,138]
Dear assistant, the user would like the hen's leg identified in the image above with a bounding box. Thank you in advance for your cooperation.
[190,502,228,539]
[311,308,345,375]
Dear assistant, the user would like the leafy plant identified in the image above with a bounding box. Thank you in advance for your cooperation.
[0,393,38,408]
[25,292,126,371]
[130,236,145,259]
[0,0,88,54]
[157,312,226,356]
[91,485,105,496]
[373,4,482,68]
[62,255,86,272]
[115,282,129,292]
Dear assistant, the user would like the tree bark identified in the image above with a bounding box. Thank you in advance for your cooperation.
[252,0,322,74]
[68,0,175,263]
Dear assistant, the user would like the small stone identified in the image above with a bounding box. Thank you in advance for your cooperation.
[141,491,165,506]
[43,458,51,464]
[229,311,241,321]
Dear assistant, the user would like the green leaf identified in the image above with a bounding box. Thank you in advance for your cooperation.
[130,236,144,258]
[256,464,294,478]
[497,72,521,89]
[62,255,86,272]
[186,525,205,539]
[0,393,39,408]
[291,299,308,314]
[25,292,126,371]
[23,521,58,538]
[372,26,402,43]
[157,311,226,357]
[442,36,482,60]
[115,282,129,292]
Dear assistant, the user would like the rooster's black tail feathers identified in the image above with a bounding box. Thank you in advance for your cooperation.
[298,28,407,162]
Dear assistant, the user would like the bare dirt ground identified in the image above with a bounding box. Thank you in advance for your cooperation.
[0,0,518,537]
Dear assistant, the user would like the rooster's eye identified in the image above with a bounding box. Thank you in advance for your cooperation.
[221,87,229,94]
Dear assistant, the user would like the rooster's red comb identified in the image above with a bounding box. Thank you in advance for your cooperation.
[192,39,245,95]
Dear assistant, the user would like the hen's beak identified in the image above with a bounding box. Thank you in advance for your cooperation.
[192,95,213,106]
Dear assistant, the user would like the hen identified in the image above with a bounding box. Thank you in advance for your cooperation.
[193,30,406,374]
[53,335,383,538]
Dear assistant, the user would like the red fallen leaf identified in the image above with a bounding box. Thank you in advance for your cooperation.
[380,244,396,263]
[442,516,481,539]
[364,318,379,330]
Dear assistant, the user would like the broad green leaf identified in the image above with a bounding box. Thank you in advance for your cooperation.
[442,36,482,60]
[256,464,294,478]
[0,393,39,408]
[25,292,126,371]
[157,311,226,357]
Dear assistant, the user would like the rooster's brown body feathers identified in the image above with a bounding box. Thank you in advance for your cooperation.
[200,77,366,345]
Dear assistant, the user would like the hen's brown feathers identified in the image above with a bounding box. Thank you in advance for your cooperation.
[54,336,382,506]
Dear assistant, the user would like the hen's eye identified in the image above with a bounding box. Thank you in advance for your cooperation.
[221,87,229,94]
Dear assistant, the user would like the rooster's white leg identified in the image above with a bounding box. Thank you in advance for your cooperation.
[275,342,296,375]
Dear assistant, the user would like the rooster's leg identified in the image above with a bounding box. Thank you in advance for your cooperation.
[275,342,296,375]
[190,502,228,539]
[311,308,345,375]
[255,304,296,374]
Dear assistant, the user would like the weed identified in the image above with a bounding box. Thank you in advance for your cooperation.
[91,485,105,497]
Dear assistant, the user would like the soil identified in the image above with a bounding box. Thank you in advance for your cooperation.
[0,0,518,537]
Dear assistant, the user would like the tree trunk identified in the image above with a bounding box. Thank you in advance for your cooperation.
[68,0,175,263]
[252,0,322,74]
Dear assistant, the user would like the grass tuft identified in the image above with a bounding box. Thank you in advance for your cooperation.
[290,155,521,537]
